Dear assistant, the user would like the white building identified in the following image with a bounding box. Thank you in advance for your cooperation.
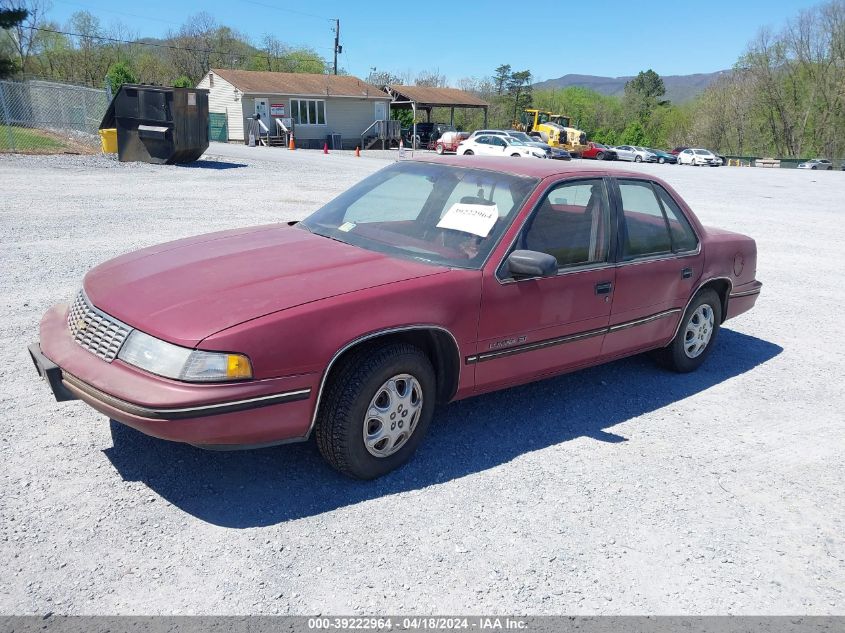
[197,69,391,149]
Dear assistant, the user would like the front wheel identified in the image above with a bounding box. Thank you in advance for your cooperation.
[511,153,521,157]
[658,157,665,164]
[596,151,605,160]
[315,342,436,479]
[652,289,722,373]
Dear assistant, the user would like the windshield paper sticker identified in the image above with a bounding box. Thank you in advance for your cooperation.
[338,221,356,232]
[436,203,498,237]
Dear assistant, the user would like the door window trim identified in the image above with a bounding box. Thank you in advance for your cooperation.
[611,177,702,264]
[495,175,618,283]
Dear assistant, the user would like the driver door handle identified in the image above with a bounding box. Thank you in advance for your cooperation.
[595,281,613,295]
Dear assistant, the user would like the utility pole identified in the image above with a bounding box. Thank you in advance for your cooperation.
[333,19,341,75]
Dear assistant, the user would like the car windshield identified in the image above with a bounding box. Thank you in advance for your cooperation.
[300,162,538,269]
[508,132,533,142]
[694,149,711,155]
[593,143,606,148]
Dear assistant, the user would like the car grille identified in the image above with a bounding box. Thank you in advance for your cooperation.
[67,290,133,362]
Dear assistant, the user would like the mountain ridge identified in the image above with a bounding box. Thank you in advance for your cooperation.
[533,70,732,103]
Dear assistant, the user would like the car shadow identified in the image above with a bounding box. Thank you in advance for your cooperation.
[103,329,781,527]
[177,160,248,170]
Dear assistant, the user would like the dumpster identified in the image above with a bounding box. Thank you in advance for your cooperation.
[99,84,209,164]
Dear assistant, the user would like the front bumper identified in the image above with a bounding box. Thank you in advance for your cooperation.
[31,304,318,448]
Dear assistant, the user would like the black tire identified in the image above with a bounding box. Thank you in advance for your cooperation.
[635,155,642,163]
[315,342,436,479]
[511,153,521,157]
[596,151,605,160]
[463,149,474,155]
[658,157,665,164]
[653,289,722,373]
[435,143,444,155]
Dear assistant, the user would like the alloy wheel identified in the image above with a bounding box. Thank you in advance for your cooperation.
[683,304,714,358]
[363,374,423,458]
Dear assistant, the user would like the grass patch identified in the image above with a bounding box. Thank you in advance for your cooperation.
[0,125,69,152]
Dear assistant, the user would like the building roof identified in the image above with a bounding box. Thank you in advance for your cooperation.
[386,85,488,108]
[210,69,389,99]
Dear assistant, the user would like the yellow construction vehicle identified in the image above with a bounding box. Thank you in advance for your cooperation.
[516,109,588,157]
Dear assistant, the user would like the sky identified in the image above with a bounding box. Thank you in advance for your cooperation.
[45,0,823,82]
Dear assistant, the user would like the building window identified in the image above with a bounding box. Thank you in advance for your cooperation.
[209,73,214,87]
[291,99,326,125]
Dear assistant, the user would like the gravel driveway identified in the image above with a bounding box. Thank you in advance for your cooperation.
[1,146,842,615]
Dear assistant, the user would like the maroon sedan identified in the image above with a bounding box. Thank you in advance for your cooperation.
[30,157,762,479]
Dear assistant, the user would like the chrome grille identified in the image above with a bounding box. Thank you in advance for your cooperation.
[67,291,133,362]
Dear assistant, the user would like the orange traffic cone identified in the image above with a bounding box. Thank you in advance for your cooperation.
[355,146,360,157]
[323,142,329,154]
[288,135,295,150]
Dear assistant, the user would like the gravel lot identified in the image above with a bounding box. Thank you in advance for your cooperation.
[1,145,843,615]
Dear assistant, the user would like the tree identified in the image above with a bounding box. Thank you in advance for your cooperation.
[0,4,27,77]
[493,64,511,95]
[2,0,49,75]
[105,60,136,93]
[623,68,666,124]
[414,69,446,87]
[506,69,532,123]
[172,75,191,87]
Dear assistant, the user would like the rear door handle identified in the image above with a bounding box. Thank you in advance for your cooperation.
[682,267,693,279]
[595,281,613,295]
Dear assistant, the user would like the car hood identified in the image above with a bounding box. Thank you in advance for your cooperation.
[83,224,449,347]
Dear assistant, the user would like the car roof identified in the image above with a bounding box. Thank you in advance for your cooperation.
[411,155,652,181]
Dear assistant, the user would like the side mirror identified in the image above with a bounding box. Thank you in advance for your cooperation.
[507,250,558,278]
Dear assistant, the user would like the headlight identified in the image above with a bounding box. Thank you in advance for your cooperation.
[117,330,252,382]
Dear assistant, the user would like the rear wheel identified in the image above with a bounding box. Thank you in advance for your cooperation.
[511,153,521,157]
[435,143,444,155]
[315,342,436,479]
[635,155,643,163]
[463,149,474,156]
[658,157,665,164]
[653,289,721,373]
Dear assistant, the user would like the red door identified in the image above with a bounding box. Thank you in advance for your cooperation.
[602,178,703,358]
[474,177,616,393]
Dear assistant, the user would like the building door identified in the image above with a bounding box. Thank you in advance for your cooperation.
[375,101,387,121]
[254,98,268,122]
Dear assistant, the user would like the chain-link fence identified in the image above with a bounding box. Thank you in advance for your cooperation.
[0,80,108,154]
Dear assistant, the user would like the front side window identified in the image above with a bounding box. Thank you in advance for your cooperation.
[291,99,326,125]
[518,179,611,270]
[301,162,538,269]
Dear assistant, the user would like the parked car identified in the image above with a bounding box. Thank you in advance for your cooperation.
[406,122,454,147]
[457,135,547,158]
[647,148,678,164]
[434,131,470,154]
[30,158,762,479]
[614,145,657,163]
[467,129,560,158]
[581,142,617,161]
[670,146,690,156]
[797,158,833,170]
[505,130,571,160]
[678,148,721,166]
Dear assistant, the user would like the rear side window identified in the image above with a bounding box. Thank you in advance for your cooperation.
[619,180,698,258]
[654,185,698,252]
[619,180,672,258]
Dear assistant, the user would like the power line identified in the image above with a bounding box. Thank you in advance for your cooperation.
[28,26,327,64]
[53,0,183,27]
[238,0,333,23]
